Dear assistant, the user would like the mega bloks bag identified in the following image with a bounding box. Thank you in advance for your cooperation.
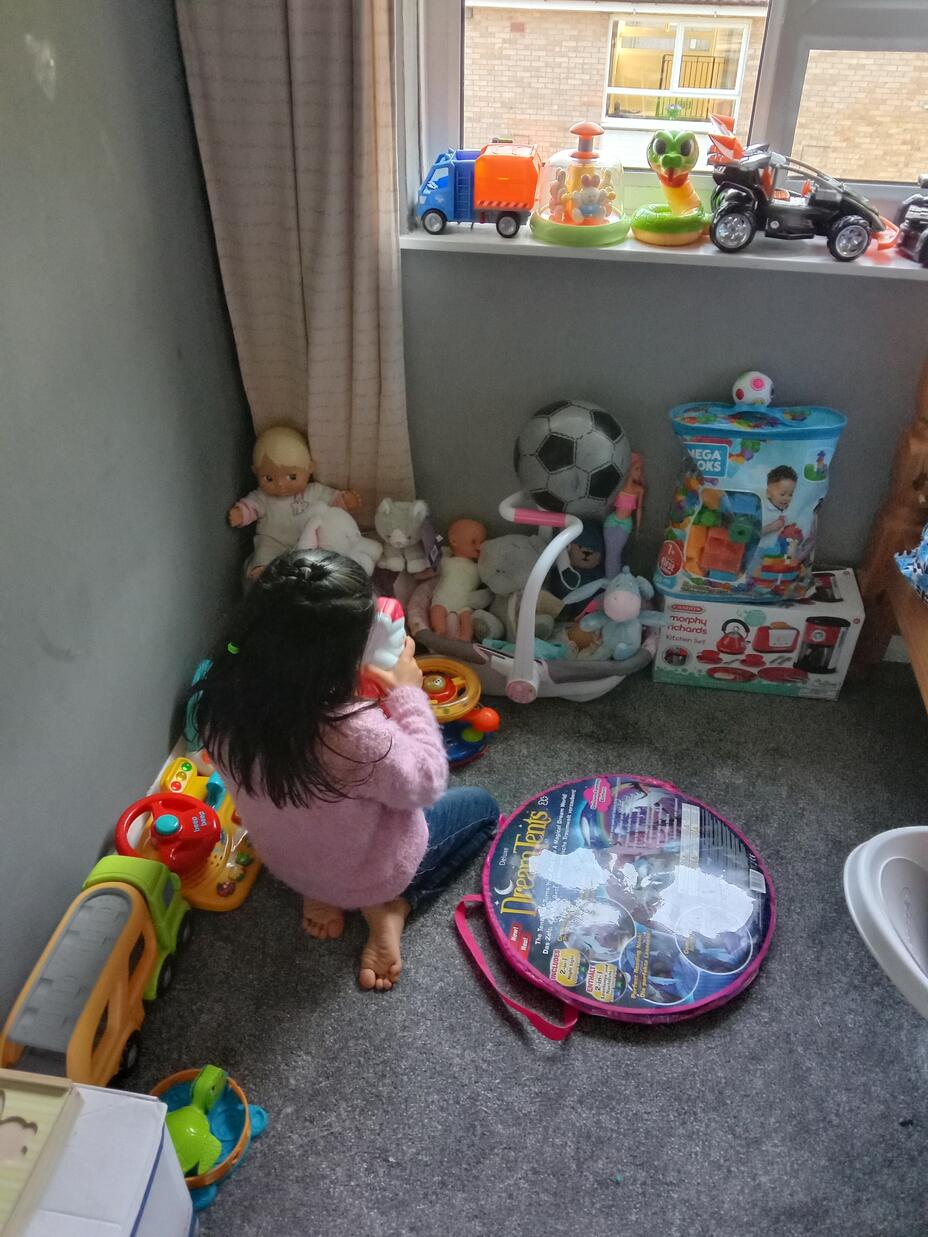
[655,375,846,604]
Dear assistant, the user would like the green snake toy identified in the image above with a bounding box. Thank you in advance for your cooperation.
[631,127,710,246]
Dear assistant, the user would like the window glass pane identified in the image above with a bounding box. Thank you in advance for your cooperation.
[463,4,766,167]
[679,25,743,92]
[610,20,676,92]
[791,49,928,183]
[605,95,735,125]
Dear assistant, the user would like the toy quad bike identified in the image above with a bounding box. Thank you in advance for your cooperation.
[709,145,888,262]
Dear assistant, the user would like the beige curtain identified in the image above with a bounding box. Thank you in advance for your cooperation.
[176,0,414,512]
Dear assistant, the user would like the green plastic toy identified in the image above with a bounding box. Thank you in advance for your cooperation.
[165,1065,227,1175]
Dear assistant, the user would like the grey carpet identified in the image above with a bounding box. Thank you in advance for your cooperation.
[128,665,928,1237]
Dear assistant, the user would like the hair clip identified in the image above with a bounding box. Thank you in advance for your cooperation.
[227,642,240,655]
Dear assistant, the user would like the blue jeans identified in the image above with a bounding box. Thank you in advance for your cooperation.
[403,787,499,911]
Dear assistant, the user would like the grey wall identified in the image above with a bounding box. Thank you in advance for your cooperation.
[0,3,250,1015]
[403,251,928,572]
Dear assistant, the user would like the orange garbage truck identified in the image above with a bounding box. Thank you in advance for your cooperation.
[416,142,542,238]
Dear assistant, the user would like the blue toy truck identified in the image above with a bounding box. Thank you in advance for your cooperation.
[416,142,542,238]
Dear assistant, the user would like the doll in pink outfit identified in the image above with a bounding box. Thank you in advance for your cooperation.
[193,549,499,991]
[228,426,363,579]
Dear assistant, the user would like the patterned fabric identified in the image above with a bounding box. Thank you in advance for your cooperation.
[896,519,928,601]
[176,0,414,517]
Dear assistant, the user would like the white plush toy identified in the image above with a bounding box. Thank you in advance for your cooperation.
[296,503,382,576]
[374,498,430,574]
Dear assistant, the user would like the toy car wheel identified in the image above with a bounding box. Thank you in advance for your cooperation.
[118,1031,141,1077]
[827,215,871,262]
[156,957,175,998]
[496,213,521,239]
[710,208,756,253]
[917,231,928,268]
[177,913,194,952]
[422,209,446,236]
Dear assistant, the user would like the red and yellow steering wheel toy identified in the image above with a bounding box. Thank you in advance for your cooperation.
[416,656,500,768]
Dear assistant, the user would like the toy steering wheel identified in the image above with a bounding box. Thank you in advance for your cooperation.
[115,792,222,876]
[416,656,482,723]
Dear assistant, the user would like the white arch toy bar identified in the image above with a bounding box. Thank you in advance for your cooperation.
[497,493,583,703]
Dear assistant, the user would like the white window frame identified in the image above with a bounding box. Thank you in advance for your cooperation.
[408,0,928,225]
[602,16,750,134]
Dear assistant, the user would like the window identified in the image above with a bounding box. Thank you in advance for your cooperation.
[461,3,767,168]
[605,18,749,127]
[790,50,928,183]
[414,0,928,227]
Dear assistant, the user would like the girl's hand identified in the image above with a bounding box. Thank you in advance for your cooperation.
[363,637,423,693]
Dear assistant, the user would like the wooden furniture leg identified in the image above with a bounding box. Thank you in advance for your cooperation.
[855,360,928,669]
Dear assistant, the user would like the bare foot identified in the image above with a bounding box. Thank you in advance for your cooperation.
[358,899,411,991]
[302,899,345,940]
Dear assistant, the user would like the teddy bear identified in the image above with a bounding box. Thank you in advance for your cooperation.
[296,503,382,576]
[374,498,430,574]
[471,534,562,644]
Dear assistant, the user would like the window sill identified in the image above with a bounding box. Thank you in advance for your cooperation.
[399,226,927,281]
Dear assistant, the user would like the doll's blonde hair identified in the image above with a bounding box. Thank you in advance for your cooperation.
[252,426,313,470]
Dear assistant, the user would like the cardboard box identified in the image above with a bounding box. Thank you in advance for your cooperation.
[19,1084,192,1237]
[653,569,863,699]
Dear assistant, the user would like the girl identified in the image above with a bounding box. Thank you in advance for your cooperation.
[194,549,499,991]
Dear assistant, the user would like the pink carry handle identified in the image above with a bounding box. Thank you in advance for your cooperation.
[510,507,569,529]
[454,895,579,1041]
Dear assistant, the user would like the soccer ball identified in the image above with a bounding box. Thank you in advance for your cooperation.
[514,399,631,518]
[732,371,774,407]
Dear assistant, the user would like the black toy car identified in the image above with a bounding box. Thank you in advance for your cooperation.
[710,145,886,262]
[894,175,928,268]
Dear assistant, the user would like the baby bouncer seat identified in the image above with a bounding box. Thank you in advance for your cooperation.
[419,493,655,703]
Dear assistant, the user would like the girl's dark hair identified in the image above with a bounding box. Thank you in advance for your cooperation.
[193,550,377,808]
[767,465,798,484]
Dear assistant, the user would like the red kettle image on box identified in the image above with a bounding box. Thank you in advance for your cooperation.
[795,616,851,674]
[752,621,799,654]
[716,618,750,655]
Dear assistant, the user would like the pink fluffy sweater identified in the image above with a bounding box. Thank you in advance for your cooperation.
[228,687,448,909]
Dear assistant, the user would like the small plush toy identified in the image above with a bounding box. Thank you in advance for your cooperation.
[430,519,489,642]
[546,520,606,618]
[295,503,382,576]
[572,568,665,662]
[374,498,430,574]
[471,534,561,643]
[228,426,362,578]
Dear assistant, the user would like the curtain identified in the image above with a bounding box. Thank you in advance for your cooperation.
[176,0,414,512]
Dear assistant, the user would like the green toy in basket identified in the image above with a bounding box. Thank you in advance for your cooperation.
[456,775,775,1039]
[152,1065,267,1212]
[165,1065,226,1176]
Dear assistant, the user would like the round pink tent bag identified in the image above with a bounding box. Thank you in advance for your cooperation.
[456,775,775,1040]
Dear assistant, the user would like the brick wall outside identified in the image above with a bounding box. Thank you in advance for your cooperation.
[463,7,767,163]
[792,50,928,183]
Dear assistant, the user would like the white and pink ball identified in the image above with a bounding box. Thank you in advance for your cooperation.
[732,371,774,407]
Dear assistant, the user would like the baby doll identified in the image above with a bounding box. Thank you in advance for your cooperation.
[228,426,362,578]
[430,518,488,643]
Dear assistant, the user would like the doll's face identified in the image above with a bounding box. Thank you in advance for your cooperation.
[767,478,795,511]
[448,519,486,561]
[254,455,313,497]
